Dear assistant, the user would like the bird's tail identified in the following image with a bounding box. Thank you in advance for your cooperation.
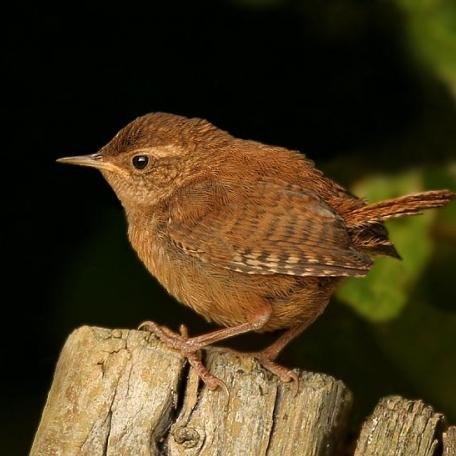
[347,190,455,228]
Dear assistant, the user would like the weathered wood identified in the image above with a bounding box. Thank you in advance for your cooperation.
[443,426,456,456]
[31,326,185,456]
[167,349,352,455]
[32,326,353,456]
[354,396,444,456]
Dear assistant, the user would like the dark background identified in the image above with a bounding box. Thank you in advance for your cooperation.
[2,1,456,454]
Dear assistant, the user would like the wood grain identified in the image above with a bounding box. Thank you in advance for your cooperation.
[354,396,444,456]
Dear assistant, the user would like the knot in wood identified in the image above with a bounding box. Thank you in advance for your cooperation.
[172,424,202,448]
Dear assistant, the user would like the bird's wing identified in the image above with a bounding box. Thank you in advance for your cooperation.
[168,178,372,277]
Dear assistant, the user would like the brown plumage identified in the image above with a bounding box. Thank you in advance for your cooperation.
[58,112,455,390]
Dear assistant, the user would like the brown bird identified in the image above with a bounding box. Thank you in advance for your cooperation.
[58,113,455,390]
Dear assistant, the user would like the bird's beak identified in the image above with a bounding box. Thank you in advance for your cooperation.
[56,153,106,169]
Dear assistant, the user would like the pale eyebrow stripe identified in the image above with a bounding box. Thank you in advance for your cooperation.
[143,145,185,158]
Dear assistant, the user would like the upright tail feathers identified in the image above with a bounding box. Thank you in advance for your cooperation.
[348,190,455,228]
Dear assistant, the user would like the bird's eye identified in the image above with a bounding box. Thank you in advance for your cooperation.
[132,155,149,170]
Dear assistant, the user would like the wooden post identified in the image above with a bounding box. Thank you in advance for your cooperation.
[32,326,454,455]
[354,396,444,456]
[31,326,352,455]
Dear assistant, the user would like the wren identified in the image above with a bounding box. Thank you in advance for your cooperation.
[58,113,455,390]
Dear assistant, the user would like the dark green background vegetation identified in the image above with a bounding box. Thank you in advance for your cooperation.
[2,1,455,453]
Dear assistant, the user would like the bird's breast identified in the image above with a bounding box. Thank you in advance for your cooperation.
[128,223,170,284]
[128,222,204,307]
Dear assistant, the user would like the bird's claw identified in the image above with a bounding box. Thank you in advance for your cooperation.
[248,352,300,395]
[186,350,229,395]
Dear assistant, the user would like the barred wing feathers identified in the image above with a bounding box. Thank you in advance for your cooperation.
[169,179,372,277]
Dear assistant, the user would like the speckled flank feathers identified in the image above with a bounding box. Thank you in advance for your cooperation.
[169,178,372,278]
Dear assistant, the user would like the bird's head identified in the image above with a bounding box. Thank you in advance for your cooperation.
[57,112,230,210]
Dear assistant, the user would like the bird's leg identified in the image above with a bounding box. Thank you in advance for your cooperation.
[140,307,271,351]
[257,321,310,360]
[139,306,272,390]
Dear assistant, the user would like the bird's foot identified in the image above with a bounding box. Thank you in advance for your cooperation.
[138,321,228,392]
[240,349,300,394]
[139,320,198,350]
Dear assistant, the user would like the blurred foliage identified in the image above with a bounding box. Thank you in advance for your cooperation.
[396,0,456,95]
